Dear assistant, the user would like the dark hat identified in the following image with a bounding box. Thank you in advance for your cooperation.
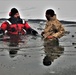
[9,8,19,16]
[46,9,55,17]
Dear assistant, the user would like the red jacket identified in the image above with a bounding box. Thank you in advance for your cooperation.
[1,19,31,35]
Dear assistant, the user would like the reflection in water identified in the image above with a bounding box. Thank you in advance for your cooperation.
[8,35,21,58]
[43,38,64,66]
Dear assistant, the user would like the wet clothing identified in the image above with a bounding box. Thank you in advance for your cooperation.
[0,17,38,35]
[43,14,65,66]
[43,15,65,39]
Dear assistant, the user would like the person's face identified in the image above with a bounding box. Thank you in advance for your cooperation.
[45,14,51,21]
[14,13,20,18]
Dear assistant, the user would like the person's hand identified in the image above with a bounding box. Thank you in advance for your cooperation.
[41,32,44,36]
[47,36,55,39]
[32,30,38,36]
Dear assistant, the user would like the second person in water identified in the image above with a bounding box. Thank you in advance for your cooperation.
[0,8,38,36]
[41,9,65,40]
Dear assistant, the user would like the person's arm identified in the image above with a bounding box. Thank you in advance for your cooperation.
[0,21,8,34]
[52,21,65,38]
[41,24,53,38]
[41,25,51,37]
[24,22,38,35]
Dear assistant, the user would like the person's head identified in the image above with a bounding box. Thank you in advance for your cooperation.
[9,8,20,18]
[45,9,55,20]
[43,55,52,66]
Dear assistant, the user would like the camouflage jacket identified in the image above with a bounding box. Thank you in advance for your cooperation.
[43,15,65,39]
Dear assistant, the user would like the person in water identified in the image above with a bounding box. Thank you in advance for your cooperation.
[41,9,65,40]
[41,9,65,66]
[0,8,38,36]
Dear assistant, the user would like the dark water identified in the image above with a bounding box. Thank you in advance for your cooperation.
[0,21,76,75]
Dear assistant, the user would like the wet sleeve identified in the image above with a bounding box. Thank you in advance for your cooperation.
[24,22,31,30]
[24,22,32,34]
[24,22,38,35]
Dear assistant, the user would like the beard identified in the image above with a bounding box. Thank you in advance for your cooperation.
[16,16,23,23]
[9,16,23,24]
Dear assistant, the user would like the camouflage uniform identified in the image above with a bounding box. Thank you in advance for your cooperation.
[43,15,65,64]
[43,15,65,39]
